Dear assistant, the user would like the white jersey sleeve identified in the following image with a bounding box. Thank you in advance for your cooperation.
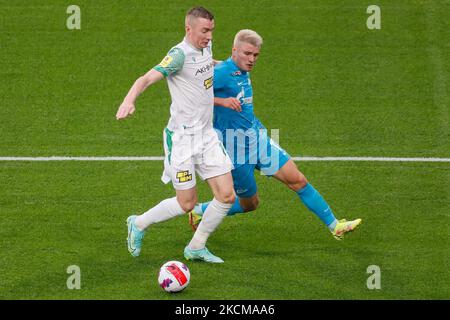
[153,47,185,77]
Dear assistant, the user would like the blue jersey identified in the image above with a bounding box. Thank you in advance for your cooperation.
[213,58,265,165]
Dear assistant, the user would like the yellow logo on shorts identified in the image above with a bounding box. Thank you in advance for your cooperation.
[203,77,213,90]
[176,170,192,183]
[159,55,173,68]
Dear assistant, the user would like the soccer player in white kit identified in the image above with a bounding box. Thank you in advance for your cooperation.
[116,7,235,263]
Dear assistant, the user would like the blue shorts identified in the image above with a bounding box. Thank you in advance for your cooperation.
[231,134,290,198]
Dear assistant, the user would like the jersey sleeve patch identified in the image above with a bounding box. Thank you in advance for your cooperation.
[153,47,185,77]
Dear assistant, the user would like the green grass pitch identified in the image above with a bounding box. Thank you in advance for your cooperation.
[0,0,448,299]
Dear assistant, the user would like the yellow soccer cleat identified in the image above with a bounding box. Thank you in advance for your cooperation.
[331,218,362,240]
[188,210,202,231]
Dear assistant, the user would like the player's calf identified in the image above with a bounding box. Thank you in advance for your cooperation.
[238,195,259,212]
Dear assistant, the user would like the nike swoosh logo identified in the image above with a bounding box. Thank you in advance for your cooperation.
[127,224,135,251]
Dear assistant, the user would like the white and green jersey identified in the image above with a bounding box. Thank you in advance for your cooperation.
[153,38,214,134]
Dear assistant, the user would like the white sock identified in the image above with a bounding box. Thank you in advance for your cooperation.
[188,198,232,250]
[135,197,184,231]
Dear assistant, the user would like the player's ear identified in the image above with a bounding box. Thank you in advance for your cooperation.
[232,47,239,57]
[185,16,191,33]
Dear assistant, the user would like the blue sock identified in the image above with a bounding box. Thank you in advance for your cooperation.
[195,197,244,216]
[297,183,338,230]
[227,197,245,216]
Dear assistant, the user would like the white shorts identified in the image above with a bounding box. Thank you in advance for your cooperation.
[161,127,233,190]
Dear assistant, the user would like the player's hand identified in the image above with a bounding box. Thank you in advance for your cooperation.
[223,98,242,112]
[116,101,136,120]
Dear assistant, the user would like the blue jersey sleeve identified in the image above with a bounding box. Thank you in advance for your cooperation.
[213,63,228,92]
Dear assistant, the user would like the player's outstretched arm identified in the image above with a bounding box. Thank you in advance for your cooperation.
[116,69,164,120]
[214,97,242,112]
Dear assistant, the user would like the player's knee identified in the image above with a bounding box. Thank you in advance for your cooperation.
[178,197,197,213]
[218,190,236,205]
[225,192,237,205]
[180,202,196,213]
[288,173,308,192]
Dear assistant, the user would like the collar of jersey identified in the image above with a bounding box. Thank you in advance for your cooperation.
[183,37,204,53]
[226,57,247,75]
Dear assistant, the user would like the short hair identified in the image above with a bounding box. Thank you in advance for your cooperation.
[233,29,263,48]
[185,7,214,26]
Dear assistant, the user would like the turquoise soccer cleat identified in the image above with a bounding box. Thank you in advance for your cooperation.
[126,215,145,257]
[184,246,224,263]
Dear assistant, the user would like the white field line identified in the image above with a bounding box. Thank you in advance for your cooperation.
[0,156,449,162]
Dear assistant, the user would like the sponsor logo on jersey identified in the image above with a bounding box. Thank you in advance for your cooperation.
[195,62,214,76]
[241,96,253,105]
[236,87,253,105]
[176,170,192,183]
[203,77,213,90]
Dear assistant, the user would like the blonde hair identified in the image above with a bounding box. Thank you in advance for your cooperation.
[233,29,263,48]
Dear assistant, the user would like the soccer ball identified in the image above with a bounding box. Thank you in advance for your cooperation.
[158,260,190,293]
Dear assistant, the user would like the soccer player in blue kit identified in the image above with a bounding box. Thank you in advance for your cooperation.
[189,29,362,241]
